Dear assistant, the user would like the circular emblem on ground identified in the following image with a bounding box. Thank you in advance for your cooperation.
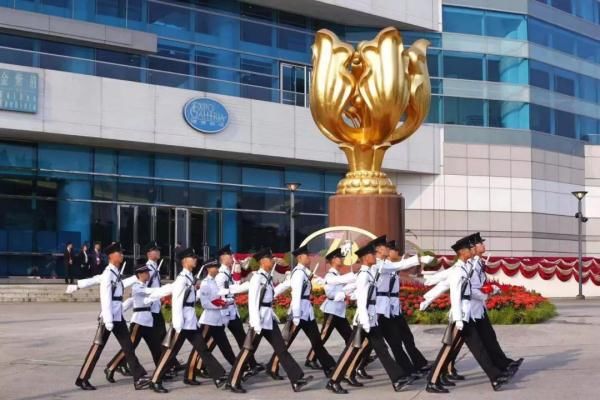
[183,98,229,133]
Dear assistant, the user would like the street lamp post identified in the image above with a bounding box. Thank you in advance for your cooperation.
[572,190,588,300]
[286,182,301,265]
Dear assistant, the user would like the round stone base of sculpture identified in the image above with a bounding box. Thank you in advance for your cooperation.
[329,194,405,253]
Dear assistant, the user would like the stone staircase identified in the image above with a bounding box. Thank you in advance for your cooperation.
[0,279,131,302]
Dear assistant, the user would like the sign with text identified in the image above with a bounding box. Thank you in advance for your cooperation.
[183,97,228,133]
[0,69,38,114]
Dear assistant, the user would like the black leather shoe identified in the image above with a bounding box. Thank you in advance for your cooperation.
[492,376,509,391]
[228,383,247,393]
[426,382,450,393]
[197,368,210,379]
[150,382,169,393]
[292,378,311,392]
[134,377,151,390]
[183,378,201,386]
[439,375,456,387]
[393,376,413,392]
[305,359,322,370]
[446,372,465,381]
[356,368,373,379]
[117,364,131,376]
[253,363,266,372]
[173,362,187,372]
[214,375,228,388]
[366,355,378,365]
[75,378,96,390]
[326,380,348,394]
[411,371,424,380]
[324,367,334,378]
[419,361,433,373]
[509,358,524,369]
[267,370,284,380]
[104,367,116,383]
[343,376,363,387]
[163,371,175,380]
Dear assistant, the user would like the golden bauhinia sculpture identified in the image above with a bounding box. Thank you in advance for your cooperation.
[310,27,431,195]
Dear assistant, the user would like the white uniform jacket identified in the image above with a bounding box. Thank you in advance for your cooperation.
[130,280,173,327]
[449,259,473,323]
[145,260,162,314]
[248,269,276,334]
[100,264,125,324]
[320,268,356,318]
[353,265,378,332]
[469,256,488,320]
[290,264,314,321]
[198,275,226,327]
[374,256,420,318]
[171,269,198,332]
[215,265,250,322]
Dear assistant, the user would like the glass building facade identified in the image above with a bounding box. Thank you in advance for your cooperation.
[0,0,599,275]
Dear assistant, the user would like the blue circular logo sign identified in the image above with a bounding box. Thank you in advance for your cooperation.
[183,98,229,134]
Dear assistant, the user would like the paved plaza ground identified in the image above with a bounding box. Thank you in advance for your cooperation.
[0,299,597,400]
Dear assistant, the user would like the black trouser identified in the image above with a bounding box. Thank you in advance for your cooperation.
[77,320,146,382]
[106,322,163,373]
[186,324,237,381]
[65,265,74,284]
[306,313,353,363]
[151,329,225,384]
[195,317,258,372]
[267,318,336,376]
[459,321,503,381]
[475,313,513,370]
[228,323,303,387]
[394,314,428,369]
[377,315,416,373]
[330,325,406,384]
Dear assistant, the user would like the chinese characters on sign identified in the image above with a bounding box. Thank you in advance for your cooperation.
[0,69,38,113]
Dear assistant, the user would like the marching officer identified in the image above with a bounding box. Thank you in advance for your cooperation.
[184,260,237,385]
[265,245,336,379]
[149,248,228,393]
[104,262,173,382]
[75,242,150,391]
[226,248,311,393]
[304,247,356,376]
[469,233,523,373]
[426,236,509,393]
[190,245,263,379]
[326,239,414,394]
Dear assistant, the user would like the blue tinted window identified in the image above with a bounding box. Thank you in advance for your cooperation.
[487,55,528,84]
[578,75,597,103]
[579,116,599,140]
[488,101,529,129]
[155,155,187,204]
[530,104,552,133]
[443,52,483,80]
[443,7,483,35]
[551,0,572,13]
[427,95,442,123]
[444,97,484,126]
[530,61,551,89]
[38,144,91,171]
[555,110,576,138]
[148,2,190,37]
[528,18,551,47]
[484,11,526,40]
[554,72,575,96]
[0,142,34,168]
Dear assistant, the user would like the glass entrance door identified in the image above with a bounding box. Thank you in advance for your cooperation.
[280,63,307,107]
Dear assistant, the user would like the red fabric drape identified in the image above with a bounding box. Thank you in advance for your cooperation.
[435,256,600,285]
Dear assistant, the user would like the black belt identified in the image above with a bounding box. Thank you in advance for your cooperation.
[184,302,195,307]
[260,302,272,307]
[376,291,399,297]
[112,296,123,301]
[301,295,310,300]
[462,295,471,300]
[367,300,376,305]
[133,307,151,312]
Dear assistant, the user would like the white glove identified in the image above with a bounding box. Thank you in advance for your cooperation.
[197,319,202,328]
[455,320,464,331]
[122,297,134,312]
[174,326,182,334]
[218,288,230,296]
[419,301,429,311]
[253,326,262,335]
[334,292,346,302]
[105,322,114,332]
[312,276,325,285]
[65,284,78,294]
[492,285,501,295]
[420,255,435,264]
[241,257,251,270]
[232,262,242,275]
[293,318,300,327]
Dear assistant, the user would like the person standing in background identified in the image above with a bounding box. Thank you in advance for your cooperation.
[64,242,75,284]
[78,243,91,278]
[91,243,105,276]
